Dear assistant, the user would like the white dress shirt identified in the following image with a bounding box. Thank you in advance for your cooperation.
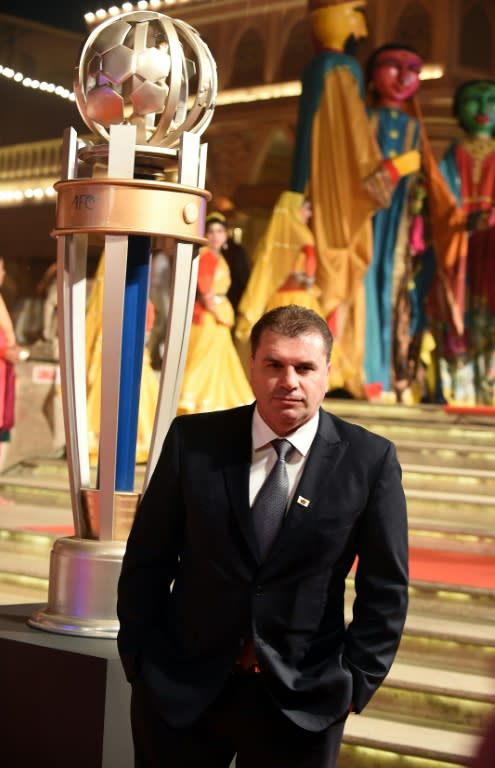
[250,406,320,507]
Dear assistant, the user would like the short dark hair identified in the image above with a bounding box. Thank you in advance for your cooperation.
[251,305,333,361]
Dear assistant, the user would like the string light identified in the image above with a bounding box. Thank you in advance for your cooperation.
[0,186,57,206]
[0,65,75,101]
[84,0,176,23]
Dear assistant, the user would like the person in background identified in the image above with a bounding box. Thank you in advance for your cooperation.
[0,258,22,474]
[219,217,251,317]
[178,213,253,414]
[118,304,408,768]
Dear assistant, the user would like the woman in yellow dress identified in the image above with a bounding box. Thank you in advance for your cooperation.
[86,253,158,466]
[178,215,253,414]
[236,191,325,345]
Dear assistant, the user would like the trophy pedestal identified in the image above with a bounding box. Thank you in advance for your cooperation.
[29,537,126,638]
[0,603,132,767]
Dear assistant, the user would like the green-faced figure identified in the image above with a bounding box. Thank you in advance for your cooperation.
[454,80,495,137]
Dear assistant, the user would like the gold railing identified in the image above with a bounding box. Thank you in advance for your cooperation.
[0,136,95,206]
[0,138,63,181]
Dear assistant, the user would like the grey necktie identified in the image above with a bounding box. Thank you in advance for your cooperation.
[252,438,295,560]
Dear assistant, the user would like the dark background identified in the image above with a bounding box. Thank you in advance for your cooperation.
[1,1,89,32]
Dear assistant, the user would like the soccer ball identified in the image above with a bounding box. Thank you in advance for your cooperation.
[75,11,217,148]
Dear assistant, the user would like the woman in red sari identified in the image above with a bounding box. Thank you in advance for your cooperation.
[0,258,21,469]
[178,215,253,414]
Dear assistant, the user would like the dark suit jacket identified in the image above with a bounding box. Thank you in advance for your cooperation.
[117,404,408,731]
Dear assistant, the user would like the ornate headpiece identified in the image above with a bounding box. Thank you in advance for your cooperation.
[205,211,227,227]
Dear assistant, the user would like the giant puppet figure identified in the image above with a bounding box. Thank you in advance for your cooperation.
[236,191,325,344]
[436,80,495,404]
[363,44,423,400]
[289,0,419,397]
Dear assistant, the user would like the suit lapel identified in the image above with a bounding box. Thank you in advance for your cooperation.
[222,404,260,561]
[267,409,348,559]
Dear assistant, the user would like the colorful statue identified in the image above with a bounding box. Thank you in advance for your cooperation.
[364,44,423,400]
[290,0,419,397]
[178,214,253,413]
[236,191,324,345]
[436,79,495,404]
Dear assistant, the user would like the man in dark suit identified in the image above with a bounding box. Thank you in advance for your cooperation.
[117,304,408,767]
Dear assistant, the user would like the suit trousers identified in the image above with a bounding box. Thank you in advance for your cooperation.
[131,672,347,768]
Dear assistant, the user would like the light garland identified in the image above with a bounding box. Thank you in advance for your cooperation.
[0,65,75,101]
[83,1,164,23]
[0,186,57,206]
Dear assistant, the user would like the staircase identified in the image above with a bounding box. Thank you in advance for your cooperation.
[323,400,495,768]
[0,400,494,767]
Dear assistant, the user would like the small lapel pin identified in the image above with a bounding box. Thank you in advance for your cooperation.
[297,495,310,508]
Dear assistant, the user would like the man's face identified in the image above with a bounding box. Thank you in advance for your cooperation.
[250,330,330,436]
[458,82,495,137]
[372,48,422,107]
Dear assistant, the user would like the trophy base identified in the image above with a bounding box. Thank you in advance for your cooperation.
[28,536,126,639]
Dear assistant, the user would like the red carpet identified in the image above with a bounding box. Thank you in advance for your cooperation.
[408,547,495,589]
[19,525,75,536]
[443,404,495,417]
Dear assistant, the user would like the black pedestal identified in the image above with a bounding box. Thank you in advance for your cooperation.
[0,603,133,767]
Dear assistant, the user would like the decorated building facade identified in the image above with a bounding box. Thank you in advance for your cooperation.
[0,0,494,297]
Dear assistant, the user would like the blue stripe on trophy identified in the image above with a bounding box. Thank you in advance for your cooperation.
[116,235,151,491]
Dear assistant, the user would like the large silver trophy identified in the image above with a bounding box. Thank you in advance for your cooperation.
[29,11,216,637]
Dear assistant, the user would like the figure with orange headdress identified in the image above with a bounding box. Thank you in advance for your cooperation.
[290,0,420,397]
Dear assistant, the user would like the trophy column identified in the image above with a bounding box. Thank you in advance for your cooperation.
[29,9,216,638]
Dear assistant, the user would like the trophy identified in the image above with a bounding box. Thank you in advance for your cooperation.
[29,10,217,638]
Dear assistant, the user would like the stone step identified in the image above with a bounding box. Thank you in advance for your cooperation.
[374,422,495,448]
[322,401,495,450]
[402,463,495,497]
[369,661,494,732]
[407,581,495,623]
[388,661,494,703]
[324,398,495,427]
[398,442,495,470]
[407,487,495,510]
[344,581,495,675]
[341,714,480,767]
[397,613,495,677]
[0,573,47,605]
[0,476,71,507]
[408,521,495,555]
